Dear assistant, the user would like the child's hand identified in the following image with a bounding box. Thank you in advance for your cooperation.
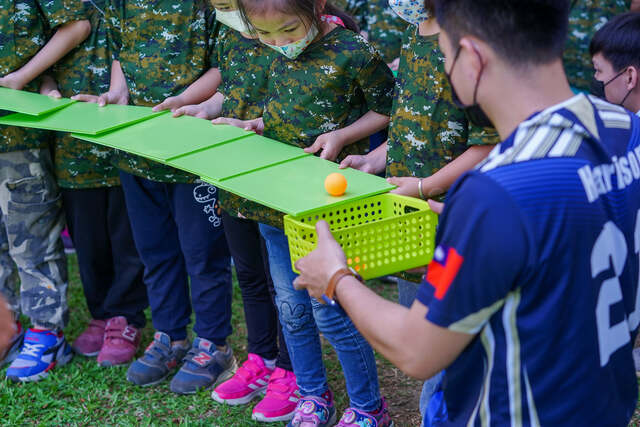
[153,95,186,112]
[72,90,129,107]
[0,72,26,90]
[172,104,211,119]
[305,130,346,161]
[340,152,386,175]
[39,76,61,99]
[388,176,421,198]
[212,117,264,134]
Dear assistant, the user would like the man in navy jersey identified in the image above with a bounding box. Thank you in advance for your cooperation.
[293,0,640,425]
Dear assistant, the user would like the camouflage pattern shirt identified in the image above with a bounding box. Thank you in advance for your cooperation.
[104,0,218,183]
[364,0,408,63]
[333,0,368,31]
[210,24,276,224]
[386,27,499,180]
[0,0,85,153]
[565,0,630,92]
[256,26,395,228]
[52,0,120,189]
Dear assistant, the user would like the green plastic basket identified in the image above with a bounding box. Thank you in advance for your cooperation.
[284,194,438,280]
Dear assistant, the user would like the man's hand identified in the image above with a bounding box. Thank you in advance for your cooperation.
[0,296,16,358]
[152,94,186,112]
[212,117,264,134]
[0,72,26,90]
[304,130,347,161]
[72,90,129,107]
[293,221,348,302]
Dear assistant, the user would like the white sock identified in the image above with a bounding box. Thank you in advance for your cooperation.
[263,357,276,369]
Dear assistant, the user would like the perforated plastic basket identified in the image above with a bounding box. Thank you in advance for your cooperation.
[284,194,438,280]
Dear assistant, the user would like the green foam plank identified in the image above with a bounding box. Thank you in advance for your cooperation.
[206,156,394,216]
[0,102,165,135]
[72,115,252,161]
[0,87,76,116]
[168,134,310,180]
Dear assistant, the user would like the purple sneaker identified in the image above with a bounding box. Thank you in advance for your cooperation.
[287,392,337,427]
[72,319,106,357]
[337,398,394,426]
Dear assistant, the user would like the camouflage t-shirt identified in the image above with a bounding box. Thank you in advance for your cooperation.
[209,24,276,224]
[104,0,218,183]
[256,26,394,228]
[386,27,499,180]
[0,0,85,153]
[364,0,408,63]
[564,0,630,92]
[52,0,119,189]
[334,0,368,31]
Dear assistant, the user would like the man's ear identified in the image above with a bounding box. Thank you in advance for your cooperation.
[626,66,639,91]
[458,37,486,80]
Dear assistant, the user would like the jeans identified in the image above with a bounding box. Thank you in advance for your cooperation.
[119,172,232,345]
[259,223,381,412]
[397,279,445,426]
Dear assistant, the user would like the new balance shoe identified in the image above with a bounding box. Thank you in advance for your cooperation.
[252,367,300,423]
[212,353,273,405]
[170,338,237,395]
[287,392,336,427]
[72,319,106,357]
[0,322,24,368]
[6,328,73,382]
[98,316,140,367]
[337,397,394,427]
[126,332,188,386]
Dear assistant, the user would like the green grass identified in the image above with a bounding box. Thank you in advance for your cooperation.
[4,255,639,426]
[0,255,423,426]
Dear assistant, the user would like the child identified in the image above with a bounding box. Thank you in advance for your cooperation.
[75,0,235,394]
[39,0,148,367]
[216,1,395,425]
[176,0,300,422]
[0,0,90,382]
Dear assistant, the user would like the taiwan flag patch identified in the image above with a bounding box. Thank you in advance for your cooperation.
[426,245,464,300]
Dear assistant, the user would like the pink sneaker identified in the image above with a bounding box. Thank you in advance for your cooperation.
[97,316,140,367]
[252,367,300,423]
[211,353,273,405]
[72,319,106,357]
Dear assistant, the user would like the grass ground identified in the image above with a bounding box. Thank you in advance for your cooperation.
[0,254,423,426]
[2,254,639,426]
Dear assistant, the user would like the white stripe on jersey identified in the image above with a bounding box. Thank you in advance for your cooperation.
[479,324,496,427]
[524,369,541,427]
[503,289,523,427]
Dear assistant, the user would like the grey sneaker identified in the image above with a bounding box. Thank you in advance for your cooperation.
[126,331,189,386]
[169,338,237,395]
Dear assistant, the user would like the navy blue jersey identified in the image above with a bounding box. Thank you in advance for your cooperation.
[417,94,640,426]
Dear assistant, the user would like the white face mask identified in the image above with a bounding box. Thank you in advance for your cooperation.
[262,24,319,60]
[388,0,430,26]
[215,9,251,34]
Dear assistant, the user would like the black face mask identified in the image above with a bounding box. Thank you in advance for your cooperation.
[590,69,632,107]
[445,46,493,128]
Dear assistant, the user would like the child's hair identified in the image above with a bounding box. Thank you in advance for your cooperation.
[434,0,570,66]
[590,12,640,71]
[237,0,359,34]
[424,0,435,15]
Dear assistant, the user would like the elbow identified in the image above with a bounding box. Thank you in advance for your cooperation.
[397,353,441,381]
[70,20,92,44]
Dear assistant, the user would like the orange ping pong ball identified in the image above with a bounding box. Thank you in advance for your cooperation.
[325,173,347,196]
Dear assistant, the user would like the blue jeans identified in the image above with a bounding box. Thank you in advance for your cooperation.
[397,279,445,426]
[120,173,232,346]
[259,223,381,412]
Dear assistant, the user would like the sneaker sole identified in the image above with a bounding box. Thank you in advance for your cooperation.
[73,348,100,357]
[127,370,172,387]
[212,386,266,405]
[8,349,73,383]
[98,359,132,368]
[251,410,296,423]
[172,360,238,395]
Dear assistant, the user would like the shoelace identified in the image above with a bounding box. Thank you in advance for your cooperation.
[22,343,45,357]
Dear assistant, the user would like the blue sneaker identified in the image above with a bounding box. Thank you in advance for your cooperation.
[169,338,237,395]
[0,322,25,368]
[126,331,189,387]
[6,328,73,382]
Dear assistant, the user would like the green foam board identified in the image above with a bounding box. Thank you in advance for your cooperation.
[206,156,395,216]
[168,134,310,180]
[72,115,252,161]
[0,102,164,135]
[0,87,75,116]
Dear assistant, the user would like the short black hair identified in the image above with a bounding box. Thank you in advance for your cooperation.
[434,0,571,66]
[590,12,640,71]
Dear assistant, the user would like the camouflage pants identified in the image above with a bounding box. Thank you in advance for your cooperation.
[0,149,68,329]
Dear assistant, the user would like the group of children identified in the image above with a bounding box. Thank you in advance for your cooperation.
[0,0,637,426]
